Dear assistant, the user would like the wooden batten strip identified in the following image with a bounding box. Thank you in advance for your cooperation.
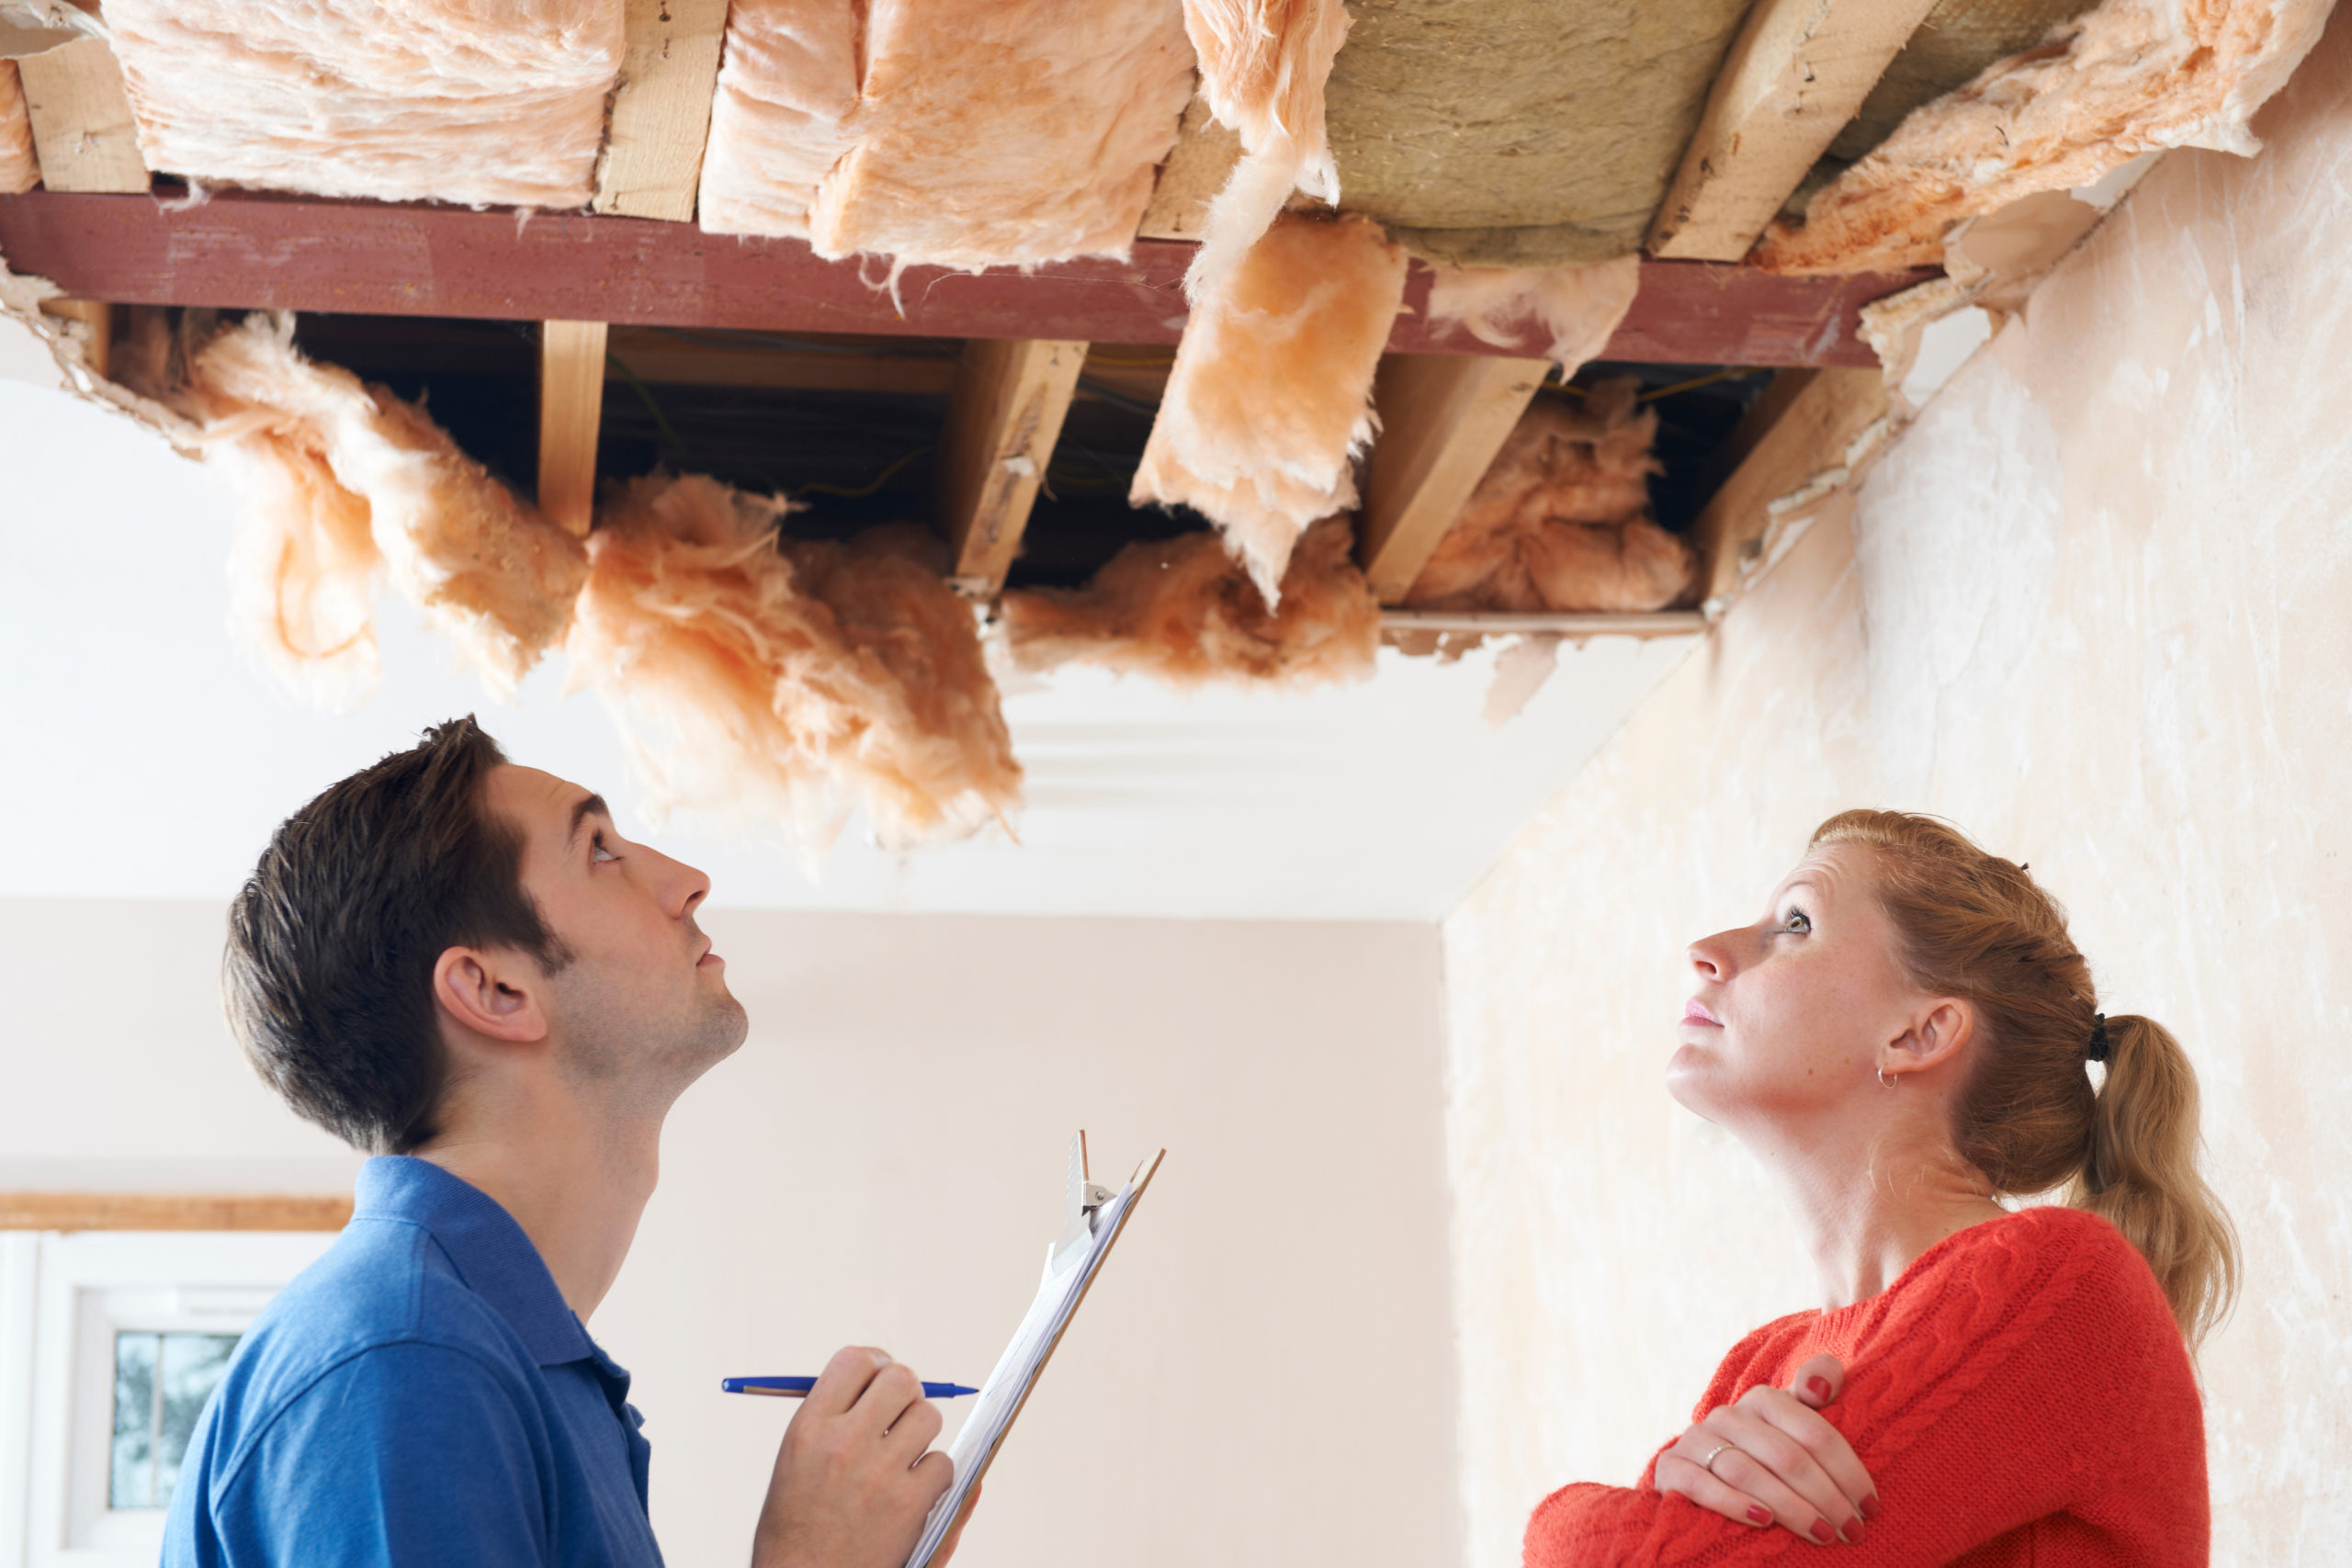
[936,338,1088,596]
[539,319,611,537]
[594,0,729,222]
[1689,365,1889,607]
[39,296,109,378]
[15,38,148,194]
[1358,354,1552,605]
[1647,0,1939,262]
[0,1192,354,1232]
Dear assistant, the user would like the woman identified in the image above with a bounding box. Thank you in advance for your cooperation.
[1525,811,2237,1564]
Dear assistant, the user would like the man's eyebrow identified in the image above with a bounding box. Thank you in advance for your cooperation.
[567,793,611,851]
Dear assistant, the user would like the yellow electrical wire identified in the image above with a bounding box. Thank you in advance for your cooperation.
[795,446,933,499]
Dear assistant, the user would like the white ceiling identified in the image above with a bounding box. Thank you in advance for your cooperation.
[0,359,1699,923]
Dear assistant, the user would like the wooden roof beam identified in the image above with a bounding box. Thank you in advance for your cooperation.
[1648,0,1940,262]
[0,190,1932,367]
[1689,365,1889,609]
[935,338,1088,596]
[16,37,148,194]
[1357,354,1551,605]
[594,0,727,222]
[538,319,609,537]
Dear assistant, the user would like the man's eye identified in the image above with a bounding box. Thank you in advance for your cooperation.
[592,834,620,864]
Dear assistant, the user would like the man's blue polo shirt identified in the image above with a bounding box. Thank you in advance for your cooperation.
[162,1156,664,1566]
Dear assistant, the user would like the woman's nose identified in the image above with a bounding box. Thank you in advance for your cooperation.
[1686,931,1735,980]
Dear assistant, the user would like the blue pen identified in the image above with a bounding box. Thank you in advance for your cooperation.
[721,1375,980,1399]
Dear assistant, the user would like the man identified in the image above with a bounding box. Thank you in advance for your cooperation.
[164,717,977,1567]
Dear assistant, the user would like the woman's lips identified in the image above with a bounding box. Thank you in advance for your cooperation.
[1682,998,1722,1027]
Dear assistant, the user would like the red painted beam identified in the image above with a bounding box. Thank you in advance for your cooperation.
[0,188,1927,367]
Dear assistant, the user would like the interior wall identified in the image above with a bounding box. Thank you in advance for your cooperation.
[0,899,1461,1568]
[1435,16,2352,1566]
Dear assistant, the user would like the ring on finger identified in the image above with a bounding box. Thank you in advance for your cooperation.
[1700,1442,1741,1476]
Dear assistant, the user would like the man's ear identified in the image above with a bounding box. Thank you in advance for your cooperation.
[1891,998,1974,1077]
[432,946,551,1046]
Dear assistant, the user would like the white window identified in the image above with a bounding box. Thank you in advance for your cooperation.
[0,1231,334,1568]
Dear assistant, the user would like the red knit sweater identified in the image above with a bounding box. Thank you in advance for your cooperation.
[1523,1206,2207,1566]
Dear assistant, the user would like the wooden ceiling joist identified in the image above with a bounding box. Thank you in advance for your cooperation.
[594,0,728,222]
[1648,0,1941,262]
[1358,353,1552,605]
[935,338,1088,596]
[1690,365,1889,608]
[16,38,148,195]
[0,190,1931,367]
[605,328,960,396]
[538,319,609,537]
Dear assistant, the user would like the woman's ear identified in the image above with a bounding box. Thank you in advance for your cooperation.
[1891,998,1973,1077]
[432,945,552,1047]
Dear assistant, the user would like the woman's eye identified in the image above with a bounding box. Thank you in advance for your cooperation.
[1782,908,1811,933]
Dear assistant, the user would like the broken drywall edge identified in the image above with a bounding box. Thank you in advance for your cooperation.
[0,251,195,443]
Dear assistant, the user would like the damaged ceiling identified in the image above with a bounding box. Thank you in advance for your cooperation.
[0,0,2335,887]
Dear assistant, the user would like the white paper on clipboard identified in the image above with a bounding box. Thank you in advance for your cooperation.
[903,1137,1163,1568]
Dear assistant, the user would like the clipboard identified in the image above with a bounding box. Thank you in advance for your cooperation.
[903,1132,1164,1568]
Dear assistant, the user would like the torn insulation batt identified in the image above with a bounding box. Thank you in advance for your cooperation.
[0,62,35,194]
[700,0,1193,270]
[1001,515,1378,688]
[153,314,587,712]
[567,475,1023,861]
[104,0,623,208]
[1181,0,1352,298]
[1406,378,1695,614]
[1753,0,2338,273]
[1132,213,1407,605]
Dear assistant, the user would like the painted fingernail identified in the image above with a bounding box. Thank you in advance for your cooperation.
[1810,1518,1836,1544]
[1860,1494,1881,1521]
[1843,1517,1866,1544]
[1807,1375,1832,1401]
[1747,1506,1772,1527]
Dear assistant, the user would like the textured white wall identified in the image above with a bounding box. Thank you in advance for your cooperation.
[0,901,1462,1568]
[1437,18,2352,1567]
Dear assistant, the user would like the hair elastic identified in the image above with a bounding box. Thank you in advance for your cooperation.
[2086,1013,2109,1064]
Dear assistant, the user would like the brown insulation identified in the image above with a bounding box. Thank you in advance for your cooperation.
[0,62,37,195]
[1180,0,1352,299]
[104,0,623,208]
[1000,515,1378,688]
[1131,213,1407,605]
[1404,379,1695,614]
[157,315,586,711]
[1753,0,2338,274]
[699,0,1193,272]
[1425,256,1643,373]
[1322,0,1755,269]
[567,475,1023,858]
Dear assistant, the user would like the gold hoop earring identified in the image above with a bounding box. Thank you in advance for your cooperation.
[1877,1064,1897,1089]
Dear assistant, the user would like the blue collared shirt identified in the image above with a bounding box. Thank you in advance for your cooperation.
[162,1156,664,1567]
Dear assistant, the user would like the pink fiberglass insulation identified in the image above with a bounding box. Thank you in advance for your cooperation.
[1405,379,1695,615]
[1181,0,1352,300]
[1131,212,1407,606]
[1753,0,2337,274]
[0,62,36,195]
[699,0,1193,270]
[695,0,862,240]
[164,314,586,712]
[105,0,622,208]
[1000,515,1377,689]
[810,0,1194,269]
[1425,257,1643,375]
[567,476,1022,860]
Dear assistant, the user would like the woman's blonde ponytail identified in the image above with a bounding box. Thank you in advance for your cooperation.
[1811,811,2240,1348]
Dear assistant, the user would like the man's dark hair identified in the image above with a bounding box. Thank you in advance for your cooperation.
[224,717,572,1154]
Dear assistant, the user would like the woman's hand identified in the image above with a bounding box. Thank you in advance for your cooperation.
[1656,1354,1879,1547]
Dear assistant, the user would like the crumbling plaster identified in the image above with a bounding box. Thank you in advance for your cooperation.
[1437,11,2352,1563]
